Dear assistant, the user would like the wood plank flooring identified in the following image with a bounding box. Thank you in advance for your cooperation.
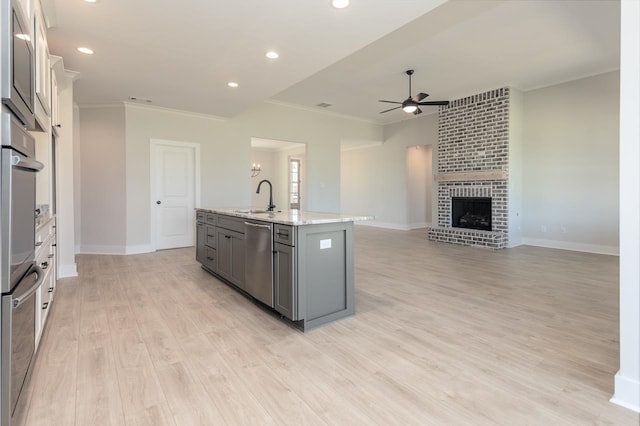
[19,227,639,425]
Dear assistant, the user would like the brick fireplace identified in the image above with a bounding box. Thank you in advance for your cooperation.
[428,88,511,249]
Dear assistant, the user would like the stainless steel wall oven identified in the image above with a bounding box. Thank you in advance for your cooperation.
[1,112,44,425]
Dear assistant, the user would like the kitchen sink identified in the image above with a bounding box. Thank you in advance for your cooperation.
[234,209,272,214]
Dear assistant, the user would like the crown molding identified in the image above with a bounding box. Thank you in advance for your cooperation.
[75,101,228,122]
[122,102,229,122]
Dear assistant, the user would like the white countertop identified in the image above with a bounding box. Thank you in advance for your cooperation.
[199,208,374,226]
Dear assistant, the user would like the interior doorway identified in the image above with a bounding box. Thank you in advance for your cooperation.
[250,138,306,210]
[150,139,200,250]
[406,145,433,229]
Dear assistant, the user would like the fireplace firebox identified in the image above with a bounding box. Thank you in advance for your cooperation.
[451,197,492,231]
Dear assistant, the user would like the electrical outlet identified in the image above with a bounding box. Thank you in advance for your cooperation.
[541,225,547,233]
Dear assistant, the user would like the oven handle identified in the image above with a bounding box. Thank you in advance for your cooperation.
[11,155,44,172]
[12,264,45,309]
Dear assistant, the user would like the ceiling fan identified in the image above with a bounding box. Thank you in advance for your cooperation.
[379,70,449,115]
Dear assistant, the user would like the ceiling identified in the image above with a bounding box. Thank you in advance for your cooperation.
[43,0,620,126]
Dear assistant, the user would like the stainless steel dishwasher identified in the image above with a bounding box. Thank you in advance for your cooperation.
[243,220,274,307]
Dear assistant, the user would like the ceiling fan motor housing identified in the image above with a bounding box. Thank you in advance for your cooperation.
[378,69,449,115]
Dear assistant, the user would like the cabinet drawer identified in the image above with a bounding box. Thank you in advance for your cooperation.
[217,214,245,233]
[35,217,55,249]
[274,224,295,246]
[36,233,55,264]
[205,225,216,248]
[205,213,217,225]
[205,247,217,271]
[196,211,205,222]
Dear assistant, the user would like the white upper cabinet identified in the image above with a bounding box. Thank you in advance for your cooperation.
[34,0,51,128]
[17,0,33,36]
[50,66,59,135]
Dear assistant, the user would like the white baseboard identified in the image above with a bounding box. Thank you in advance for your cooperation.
[356,221,433,231]
[408,222,431,230]
[611,372,640,412]
[58,263,78,278]
[78,244,156,255]
[355,221,411,231]
[125,244,154,254]
[521,238,619,255]
[78,245,128,255]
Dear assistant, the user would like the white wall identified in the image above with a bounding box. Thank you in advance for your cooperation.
[250,149,277,208]
[76,74,622,255]
[612,0,640,412]
[75,101,382,252]
[508,88,524,247]
[235,102,381,213]
[521,71,620,254]
[56,71,78,277]
[250,143,306,211]
[73,103,81,253]
[341,113,439,229]
[78,106,127,253]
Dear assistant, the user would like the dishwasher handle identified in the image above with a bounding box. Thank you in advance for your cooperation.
[244,221,272,230]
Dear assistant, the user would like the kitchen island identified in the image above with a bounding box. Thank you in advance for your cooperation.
[195,208,373,331]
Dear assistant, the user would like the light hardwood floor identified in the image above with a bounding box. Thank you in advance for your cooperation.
[19,227,639,425]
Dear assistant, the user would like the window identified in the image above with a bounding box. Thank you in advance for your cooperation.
[289,158,301,210]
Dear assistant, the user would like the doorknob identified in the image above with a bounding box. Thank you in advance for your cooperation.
[156,200,161,205]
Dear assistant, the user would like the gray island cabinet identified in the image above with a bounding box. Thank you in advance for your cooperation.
[195,208,372,331]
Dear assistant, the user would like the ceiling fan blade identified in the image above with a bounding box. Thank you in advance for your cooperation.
[413,107,422,115]
[417,100,450,106]
[412,92,429,102]
[378,100,403,104]
[379,106,402,114]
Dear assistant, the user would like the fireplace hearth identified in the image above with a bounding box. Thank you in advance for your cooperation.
[451,197,491,231]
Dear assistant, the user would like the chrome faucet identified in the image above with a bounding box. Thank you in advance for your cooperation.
[256,179,276,211]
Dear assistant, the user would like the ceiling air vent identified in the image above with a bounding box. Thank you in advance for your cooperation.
[129,96,152,103]
[316,102,332,108]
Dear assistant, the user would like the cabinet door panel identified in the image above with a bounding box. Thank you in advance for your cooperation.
[35,12,51,115]
[205,225,216,248]
[274,242,296,320]
[216,228,245,288]
[205,247,217,271]
[196,222,206,264]
[217,231,232,279]
[230,234,245,287]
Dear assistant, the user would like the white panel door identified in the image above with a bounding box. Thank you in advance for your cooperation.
[151,141,197,250]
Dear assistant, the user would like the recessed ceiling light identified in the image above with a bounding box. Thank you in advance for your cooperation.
[266,51,279,59]
[83,0,97,3]
[77,47,94,55]
[331,0,349,9]
[227,82,239,88]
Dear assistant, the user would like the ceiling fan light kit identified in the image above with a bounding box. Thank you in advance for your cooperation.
[379,69,449,116]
